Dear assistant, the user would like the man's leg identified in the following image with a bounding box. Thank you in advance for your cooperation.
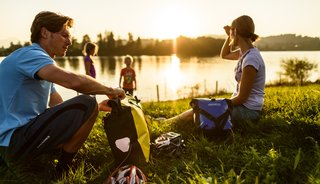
[55,102,98,173]
[4,95,98,175]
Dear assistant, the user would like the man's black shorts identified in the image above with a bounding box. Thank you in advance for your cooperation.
[1,95,97,162]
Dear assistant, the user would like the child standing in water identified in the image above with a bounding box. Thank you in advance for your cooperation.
[119,55,137,95]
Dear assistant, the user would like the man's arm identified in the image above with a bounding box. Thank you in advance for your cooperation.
[37,64,124,98]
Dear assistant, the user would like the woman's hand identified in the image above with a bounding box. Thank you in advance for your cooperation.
[223,25,231,35]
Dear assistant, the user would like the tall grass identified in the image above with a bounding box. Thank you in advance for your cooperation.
[1,84,320,183]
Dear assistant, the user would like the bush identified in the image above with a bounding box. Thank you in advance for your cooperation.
[281,57,317,85]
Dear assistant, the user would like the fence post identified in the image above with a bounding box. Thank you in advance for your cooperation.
[156,85,160,102]
[215,81,218,94]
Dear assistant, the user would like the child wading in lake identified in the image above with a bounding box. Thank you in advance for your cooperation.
[119,55,137,95]
[83,42,98,79]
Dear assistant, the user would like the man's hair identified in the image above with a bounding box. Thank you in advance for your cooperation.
[30,11,73,43]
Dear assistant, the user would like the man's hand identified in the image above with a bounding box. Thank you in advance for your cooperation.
[107,87,126,100]
[98,99,112,112]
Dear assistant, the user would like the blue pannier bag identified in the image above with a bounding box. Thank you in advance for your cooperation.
[190,98,233,140]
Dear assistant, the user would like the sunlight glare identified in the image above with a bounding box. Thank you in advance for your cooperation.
[153,5,197,39]
[164,55,182,96]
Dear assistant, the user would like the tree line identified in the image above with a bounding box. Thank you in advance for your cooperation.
[0,33,319,57]
[255,34,320,51]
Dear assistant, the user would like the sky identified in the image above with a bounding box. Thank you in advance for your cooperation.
[1,0,320,47]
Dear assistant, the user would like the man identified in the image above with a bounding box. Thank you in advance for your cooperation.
[0,11,125,176]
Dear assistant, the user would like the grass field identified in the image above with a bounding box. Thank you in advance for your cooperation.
[1,84,320,183]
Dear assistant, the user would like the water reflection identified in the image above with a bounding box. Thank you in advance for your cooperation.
[15,51,319,102]
[164,55,182,98]
[107,56,116,74]
[99,56,108,75]
[48,55,254,101]
[136,56,142,71]
[55,57,66,68]
[68,56,80,70]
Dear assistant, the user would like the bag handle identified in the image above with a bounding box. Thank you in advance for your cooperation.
[128,95,142,109]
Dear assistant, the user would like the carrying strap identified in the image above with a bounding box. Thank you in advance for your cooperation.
[237,50,251,72]
[128,96,142,110]
[108,95,142,112]
[198,107,231,130]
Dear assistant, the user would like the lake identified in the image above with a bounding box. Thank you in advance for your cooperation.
[1,51,320,102]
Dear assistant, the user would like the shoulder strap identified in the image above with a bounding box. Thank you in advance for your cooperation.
[238,50,251,70]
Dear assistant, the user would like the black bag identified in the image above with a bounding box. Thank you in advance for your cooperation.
[103,95,150,167]
[190,98,233,140]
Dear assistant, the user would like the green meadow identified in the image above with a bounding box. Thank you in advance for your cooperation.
[1,84,320,183]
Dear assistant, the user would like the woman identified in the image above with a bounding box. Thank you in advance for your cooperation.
[221,15,265,124]
[168,15,265,125]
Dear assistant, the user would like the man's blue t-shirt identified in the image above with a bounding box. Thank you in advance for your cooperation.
[0,43,55,147]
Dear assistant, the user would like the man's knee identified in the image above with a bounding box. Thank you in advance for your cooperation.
[82,96,99,124]
[75,95,98,114]
[76,95,97,108]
